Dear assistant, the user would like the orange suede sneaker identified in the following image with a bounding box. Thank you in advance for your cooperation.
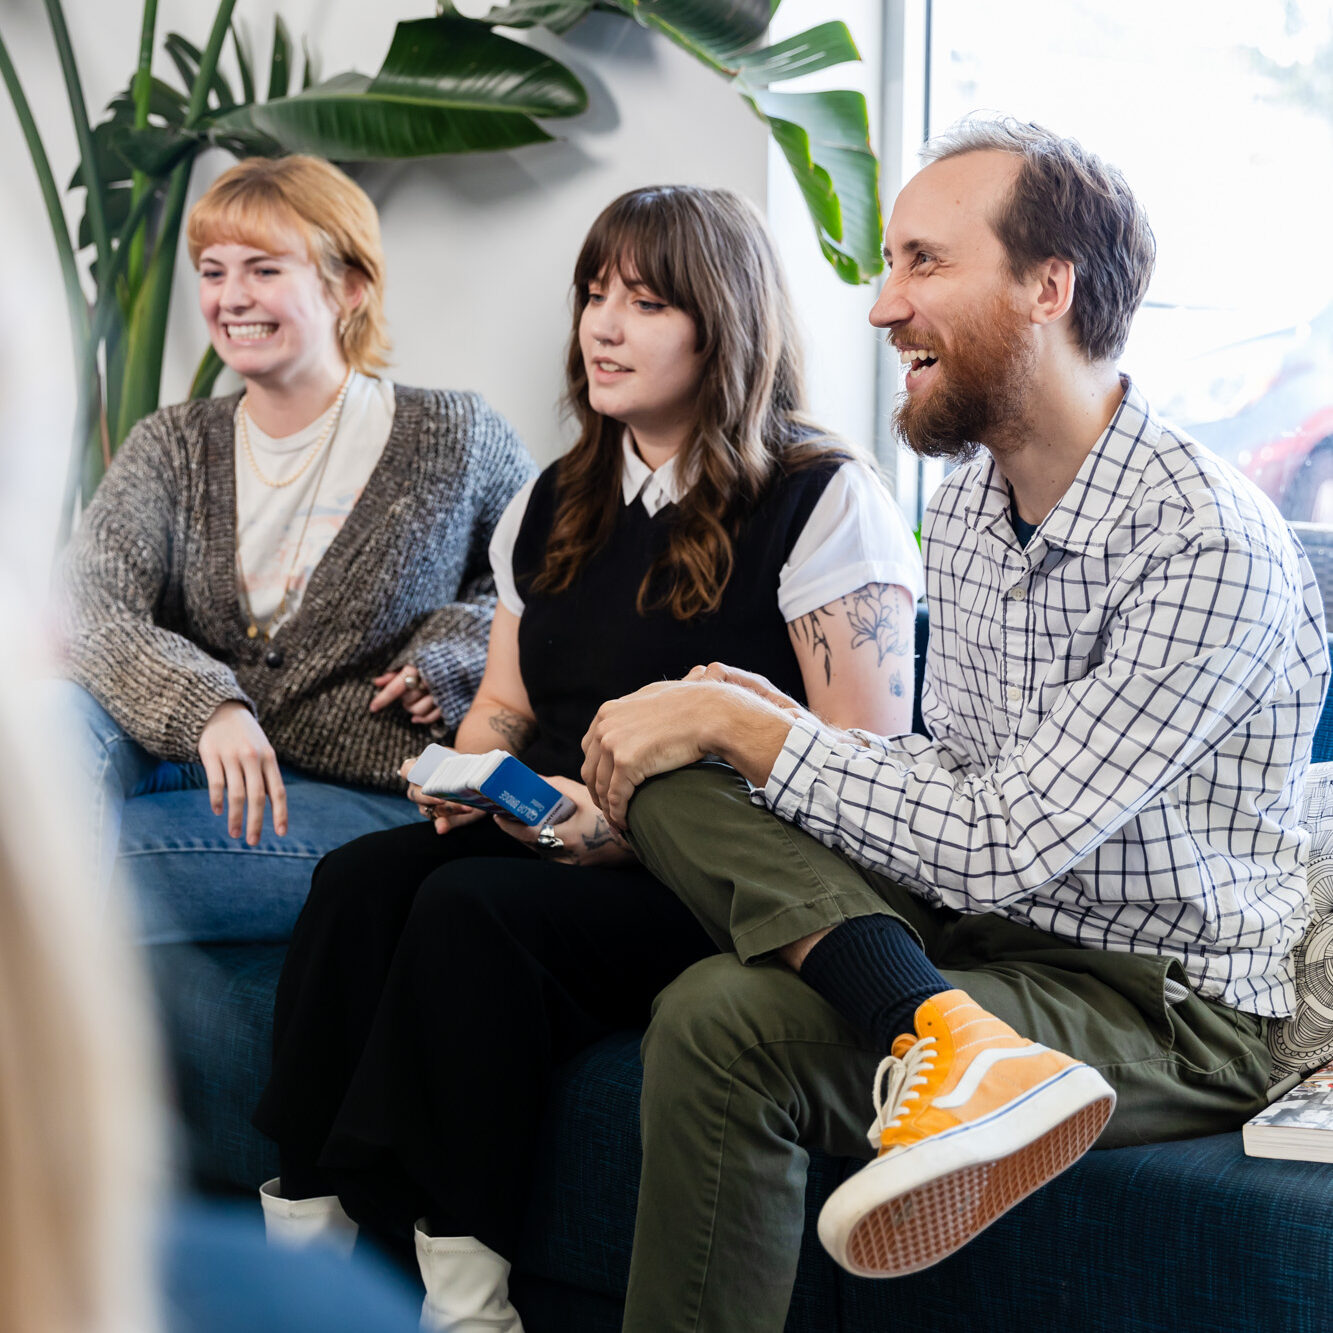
[817,989,1116,1277]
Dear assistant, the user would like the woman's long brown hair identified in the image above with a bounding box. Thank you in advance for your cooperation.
[534,185,850,620]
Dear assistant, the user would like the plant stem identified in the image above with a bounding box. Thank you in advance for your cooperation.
[184,0,237,126]
[115,0,237,446]
[90,182,163,352]
[43,0,111,274]
[0,26,89,354]
[127,0,160,293]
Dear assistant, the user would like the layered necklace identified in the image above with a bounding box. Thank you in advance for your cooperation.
[235,368,353,644]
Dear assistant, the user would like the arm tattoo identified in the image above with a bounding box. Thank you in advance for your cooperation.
[793,607,833,686]
[488,707,536,753]
[845,583,912,667]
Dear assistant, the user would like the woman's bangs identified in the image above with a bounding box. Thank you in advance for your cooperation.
[187,190,319,268]
[575,204,682,308]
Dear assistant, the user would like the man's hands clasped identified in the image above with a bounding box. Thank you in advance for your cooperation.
[579,663,804,829]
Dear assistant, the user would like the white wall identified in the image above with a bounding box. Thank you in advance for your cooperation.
[766,0,886,463]
[0,0,769,590]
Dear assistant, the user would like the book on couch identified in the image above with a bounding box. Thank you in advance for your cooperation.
[1243,1059,1333,1162]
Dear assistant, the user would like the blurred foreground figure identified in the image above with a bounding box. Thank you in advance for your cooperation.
[2,604,421,1332]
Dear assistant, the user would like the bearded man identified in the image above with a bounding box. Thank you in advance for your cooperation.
[580,117,1330,1333]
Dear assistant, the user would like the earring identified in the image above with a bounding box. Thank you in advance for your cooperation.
[337,316,348,338]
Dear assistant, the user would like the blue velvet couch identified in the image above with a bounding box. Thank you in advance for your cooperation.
[151,608,1333,1332]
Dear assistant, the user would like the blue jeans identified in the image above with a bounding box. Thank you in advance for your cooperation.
[60,684,420,944]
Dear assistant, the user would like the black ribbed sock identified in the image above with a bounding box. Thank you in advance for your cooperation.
[799,915,948,1051]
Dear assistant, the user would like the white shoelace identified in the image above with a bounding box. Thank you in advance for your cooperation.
[867,1035,938,1149]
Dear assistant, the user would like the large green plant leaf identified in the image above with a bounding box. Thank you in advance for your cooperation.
[213,72,556,156]
[268,15,292,100]
[214,14,589,158]
[371,16,586,118]
[164,32,236,110]
[612,0,774,66]
[730,20,858,85]
[753,88,881,283]
[607,3,882,284]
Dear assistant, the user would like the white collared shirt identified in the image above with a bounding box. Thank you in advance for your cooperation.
[488,433,923,621]
[763,381,1329,1017]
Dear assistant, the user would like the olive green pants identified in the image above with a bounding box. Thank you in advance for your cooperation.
[620,765,1272,1333]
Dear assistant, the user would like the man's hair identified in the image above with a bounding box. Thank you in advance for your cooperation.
[922,117,1155,363]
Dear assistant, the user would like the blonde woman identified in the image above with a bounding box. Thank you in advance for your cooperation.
[256,185,924,1330]
[58,155,534,944]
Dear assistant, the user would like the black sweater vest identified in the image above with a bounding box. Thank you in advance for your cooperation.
[513,458,839,778]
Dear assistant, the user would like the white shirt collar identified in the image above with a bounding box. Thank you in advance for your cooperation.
[619,430,687,517]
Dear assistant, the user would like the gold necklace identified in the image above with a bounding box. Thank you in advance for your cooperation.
[235,379,350,644]
[240,367,353,489]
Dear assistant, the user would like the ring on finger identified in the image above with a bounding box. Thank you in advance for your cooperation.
[402,672,420,690]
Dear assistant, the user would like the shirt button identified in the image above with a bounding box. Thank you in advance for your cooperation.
[1009,585,1026,600]
[264,647,285,669]
[1006,685,1021,705]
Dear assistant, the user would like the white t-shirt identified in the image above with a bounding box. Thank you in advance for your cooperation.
[488,434,924,620]
[235,373,396,631]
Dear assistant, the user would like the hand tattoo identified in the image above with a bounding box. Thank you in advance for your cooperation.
[488,707,536,753]
[582,814,628,853]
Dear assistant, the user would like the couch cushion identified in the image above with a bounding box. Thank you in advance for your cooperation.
[834,1130,1333,1333]
[1267,761,1333,1084]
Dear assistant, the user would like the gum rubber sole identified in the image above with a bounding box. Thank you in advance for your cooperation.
[844,1094,1115,1277]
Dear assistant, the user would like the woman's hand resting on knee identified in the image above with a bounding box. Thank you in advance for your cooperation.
[494,775,635,867]
[398,753,487,835]
[198,701,288,844]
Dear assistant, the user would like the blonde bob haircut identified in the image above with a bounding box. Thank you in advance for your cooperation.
[186,154,391,373]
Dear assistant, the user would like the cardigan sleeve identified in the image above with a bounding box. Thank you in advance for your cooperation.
[390,394,537,733]
[56,411,253,761]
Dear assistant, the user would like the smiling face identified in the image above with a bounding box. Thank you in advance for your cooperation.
[578,267,706,458]
[197,233,346,388]
[870,150,1037,459]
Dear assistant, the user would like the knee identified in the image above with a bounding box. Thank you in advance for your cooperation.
[643,955,777,1079]
[626,762,749,856]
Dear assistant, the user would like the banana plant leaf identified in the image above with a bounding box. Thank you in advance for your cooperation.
[476,1,598,33]
[730,20,859,85]
[212,72,555,157]
[213,15,588,158]
[164,31,236,110]
[110,123,201,175]
[611,0,774,67]
[269,14,291,100]
[611,2,882,283]
[371,16,586,117]
[230,21,256,105]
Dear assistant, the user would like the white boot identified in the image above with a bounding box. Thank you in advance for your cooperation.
[258,1177,358,1257]
[414,1220,524,1332]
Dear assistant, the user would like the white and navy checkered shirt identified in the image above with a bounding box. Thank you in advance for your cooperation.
[764,381,1329,1016]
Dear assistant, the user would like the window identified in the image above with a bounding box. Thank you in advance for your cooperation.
[913,0,1333,527]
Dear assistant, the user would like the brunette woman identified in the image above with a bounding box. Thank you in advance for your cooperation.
[255,185,923,1330]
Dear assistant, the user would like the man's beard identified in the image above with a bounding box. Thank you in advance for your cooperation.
[893,293,1035,463]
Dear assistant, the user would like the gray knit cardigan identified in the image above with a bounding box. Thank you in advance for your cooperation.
[58,385,536,790]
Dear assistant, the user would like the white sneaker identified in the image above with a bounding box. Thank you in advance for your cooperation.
[414,1221,523,1332]
[258,1177,358,1257]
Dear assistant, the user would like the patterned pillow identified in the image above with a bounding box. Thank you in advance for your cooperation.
[1266,761,1333,1085]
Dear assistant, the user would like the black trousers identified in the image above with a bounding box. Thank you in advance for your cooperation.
[252,816,717,1257]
